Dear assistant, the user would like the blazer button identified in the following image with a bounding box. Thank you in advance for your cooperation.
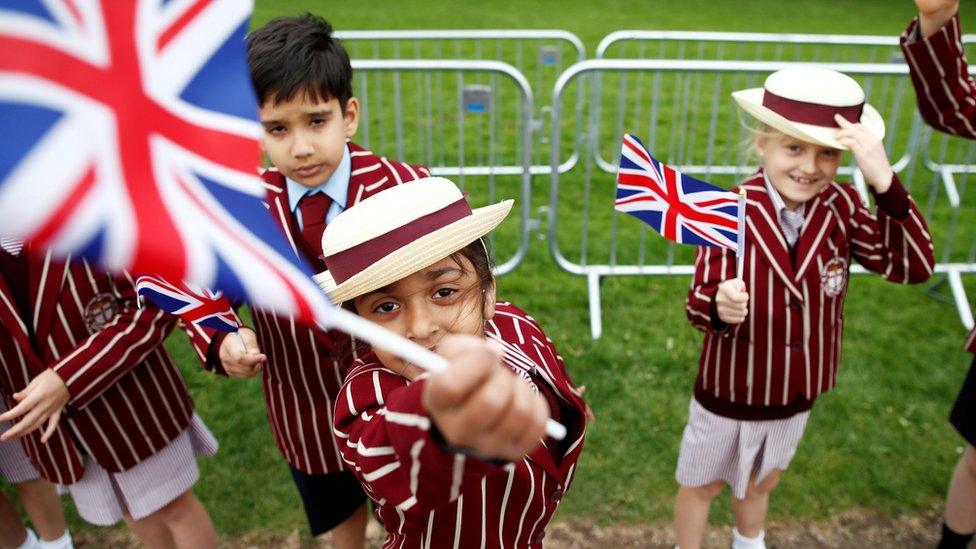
[788,299,801,310]
[789,341,803,351]
[549,489,564,503]
[530,531,546,544]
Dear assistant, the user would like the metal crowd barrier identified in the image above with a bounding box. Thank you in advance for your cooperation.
[548,59,976,338]
[350,60,533,275]
[339,30,585,174]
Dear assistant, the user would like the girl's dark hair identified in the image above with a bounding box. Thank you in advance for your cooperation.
[336,238,495,366]
[247,13,353,109]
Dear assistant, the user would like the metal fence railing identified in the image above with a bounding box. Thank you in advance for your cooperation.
[340,30,586,174]
[351,59,534,275]
[548,59,976,338]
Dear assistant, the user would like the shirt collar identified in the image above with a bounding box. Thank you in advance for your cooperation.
[286,144,351,213]
[763,172,805,218]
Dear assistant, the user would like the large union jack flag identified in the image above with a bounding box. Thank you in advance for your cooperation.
[0,0,331,326]
[615,134,740,250]
[135,274,240,332]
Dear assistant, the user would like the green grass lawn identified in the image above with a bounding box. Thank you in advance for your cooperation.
[7,0,976,541]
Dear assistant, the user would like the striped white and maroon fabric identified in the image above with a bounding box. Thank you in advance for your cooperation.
[333,302,587,549]
[675,398,809,499]
[685,172,935,418]
[0,250,195,484]
[901,13,976,354]
[184,142,431,474]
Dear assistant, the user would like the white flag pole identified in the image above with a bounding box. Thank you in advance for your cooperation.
[326,306,568,441]
[736,189,747,281]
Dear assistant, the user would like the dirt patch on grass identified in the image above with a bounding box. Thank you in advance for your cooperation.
[546,507,942,548]
[70,507,943,548]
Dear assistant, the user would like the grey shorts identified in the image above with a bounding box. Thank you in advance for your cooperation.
[67,414,217,525]
[675,398,809,499]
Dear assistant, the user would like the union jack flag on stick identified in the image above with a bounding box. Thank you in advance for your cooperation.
[615,134,747,277]
[0,0,330,326]
[134,274,245,348]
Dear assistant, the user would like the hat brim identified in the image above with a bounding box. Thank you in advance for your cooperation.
[314,199,513,304]
[732,87,885,150]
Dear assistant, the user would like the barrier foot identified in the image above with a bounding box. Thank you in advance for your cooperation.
[588,272,602,339]
[946,269,975,330]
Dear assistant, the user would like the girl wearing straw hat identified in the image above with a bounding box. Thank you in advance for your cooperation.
[316,177,587,548]
[675,67,936,549]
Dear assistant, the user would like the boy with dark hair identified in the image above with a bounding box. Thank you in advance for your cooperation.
[183,13,429,548]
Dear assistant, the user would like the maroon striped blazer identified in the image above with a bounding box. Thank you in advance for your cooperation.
[685,172,935,419]
[0,250,195,484]
[185,142,431,474]
[901,13,976,353]
[333,302,587,549]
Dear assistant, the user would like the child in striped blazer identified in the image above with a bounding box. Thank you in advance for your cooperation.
[901,1,976,546]
[315,178,588,548]
[673,67,936,549]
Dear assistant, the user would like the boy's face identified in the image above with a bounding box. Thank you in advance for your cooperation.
[259,92,359,188]
[757,133,842,210]
[353,255,496,379]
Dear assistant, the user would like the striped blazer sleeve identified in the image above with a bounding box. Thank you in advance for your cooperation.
[901,13,976,138]
[334,366,499,516]
[686,244,738,332]
[51,272,178,409]
[839,178,935,284]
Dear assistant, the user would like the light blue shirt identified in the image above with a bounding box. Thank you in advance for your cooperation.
[287,145,351,228]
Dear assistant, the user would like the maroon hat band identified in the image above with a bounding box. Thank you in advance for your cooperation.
[324,197,472,285]
[762,89,864,128]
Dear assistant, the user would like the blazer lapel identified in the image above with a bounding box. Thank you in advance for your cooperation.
[793,190,838,282]
[741,182,804,301]
[0,264,34,357]
[30,249,68,345]
[346,142,388,207]
[262,170,302,258]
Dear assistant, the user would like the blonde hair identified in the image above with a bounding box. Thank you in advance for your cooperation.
[738,115,786,162]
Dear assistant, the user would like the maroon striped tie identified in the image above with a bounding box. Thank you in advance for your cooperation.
[298,192,331,260]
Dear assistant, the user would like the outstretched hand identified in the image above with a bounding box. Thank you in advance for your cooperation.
[0,369,69,443]
[423,334,549,462]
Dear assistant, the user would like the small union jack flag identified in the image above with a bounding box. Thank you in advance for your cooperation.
[0,0,332,327]
[615,134,741,251]
[135,275,240,333]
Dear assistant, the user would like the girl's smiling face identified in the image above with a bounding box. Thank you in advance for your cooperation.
[352,253,496,378]
[757,132,842,210]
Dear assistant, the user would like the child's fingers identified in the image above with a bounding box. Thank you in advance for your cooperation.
[40,413,60,443]
[834,113,856,128]
[425,335,498,414]
[473,373,546,460]
[729,290,749,304]
[0,395,32,423]
[0,406,43,441]
[435,365,515,449]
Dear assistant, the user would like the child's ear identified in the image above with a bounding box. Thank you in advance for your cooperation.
[482,280,497,321]
[343,97,360,138]
[754,134,766,158]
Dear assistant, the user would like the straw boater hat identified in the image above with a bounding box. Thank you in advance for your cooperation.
[731,66,885,150]
[314,177,513,304]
